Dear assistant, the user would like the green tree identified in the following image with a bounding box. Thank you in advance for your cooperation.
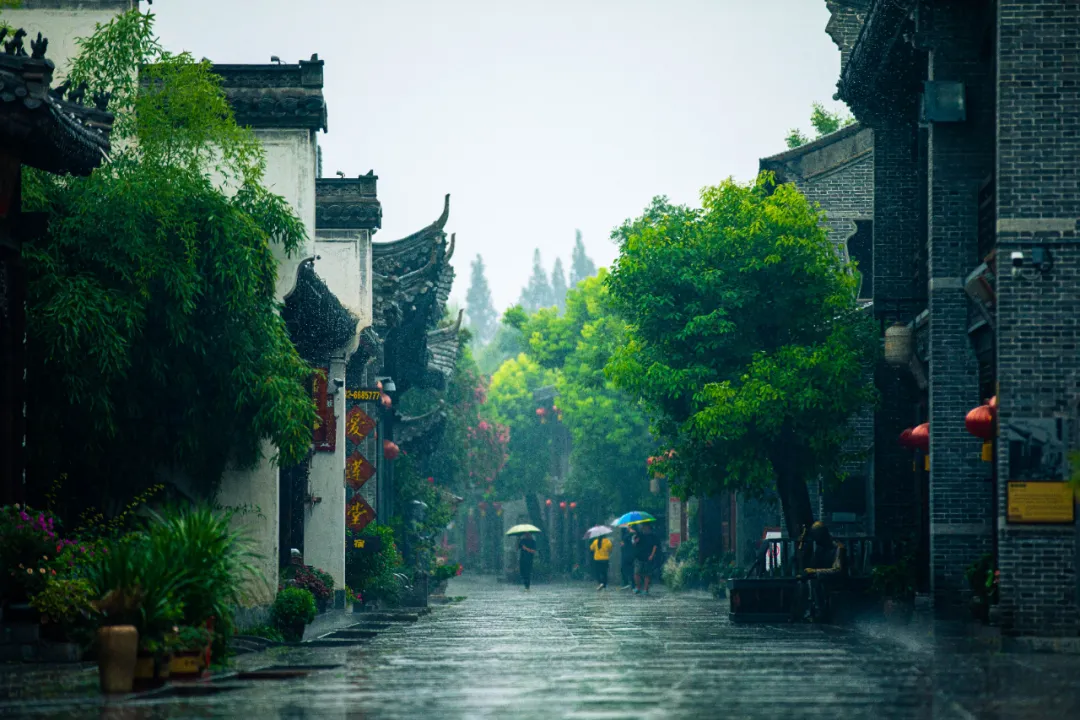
[569,230,596,288]
[550,257,568,313]
[516,272,656,519]
[605,176,877,538]
[784,102,856,149]
[22,9,316,508]
[465,255,498,346]
[487,354,558,500]
[518,249,554,312]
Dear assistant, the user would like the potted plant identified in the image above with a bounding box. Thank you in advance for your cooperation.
[270,587,317,642]
[429,563,460,595]
[0,504,63,615]
[168,625,213,678]
[870,555,916,623]
[286,565,334,613]
[28,577,97,661]
[134,635,172,689]
[85,535,184,694]
[965,553,995,623]
[146,506,257,664]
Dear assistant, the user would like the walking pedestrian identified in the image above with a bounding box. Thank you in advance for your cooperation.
[619,528,636,590]
[589,533,613,590]
[633,523,659,595]
[518,532,538,591]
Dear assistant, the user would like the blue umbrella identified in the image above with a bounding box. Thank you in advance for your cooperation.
[614,511,656,526]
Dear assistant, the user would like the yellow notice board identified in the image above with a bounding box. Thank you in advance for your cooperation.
[1007,482,1076,524]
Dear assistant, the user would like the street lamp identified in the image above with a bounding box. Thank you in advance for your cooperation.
[377,376,397,393]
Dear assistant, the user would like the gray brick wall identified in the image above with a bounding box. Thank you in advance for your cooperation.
[871,122,925,541]
[925,0,996,611]
[994,0,1080,636]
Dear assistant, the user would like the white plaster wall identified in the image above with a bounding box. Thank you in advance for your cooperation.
[255,129,318,301]
[2,6,130,81]
[213,128,317,604]
[304,356,346,592]
[216,440,279,606]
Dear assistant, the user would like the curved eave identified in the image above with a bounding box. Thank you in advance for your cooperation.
[395,406,448,448]
[282,260,360,362]
[372,194,450,264]
[835,0,921,122]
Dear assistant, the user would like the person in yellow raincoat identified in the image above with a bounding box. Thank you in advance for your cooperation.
[589,534,614,590]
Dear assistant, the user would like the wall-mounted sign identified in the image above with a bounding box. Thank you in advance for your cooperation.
[1007,482,1075,524]
[352,535,383,552]
[346,388,381,402]
[311,369,335,452]
[346,495,376,533]
[345,451,375,490]
[345,406,375,443]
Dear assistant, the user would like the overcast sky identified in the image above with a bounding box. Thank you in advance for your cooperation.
[153,0,844,312]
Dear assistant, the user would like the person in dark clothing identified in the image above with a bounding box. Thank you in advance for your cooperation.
[796,521,847,622]
[518,532,538,591]
[633,523,660,595]
[619,528,636,590]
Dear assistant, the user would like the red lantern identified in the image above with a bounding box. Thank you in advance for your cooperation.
[380,393,392,409]
[376,380,383,391]
[478,501,488,511]
[646,456,655,466]
[536,407,546,417]
[965,405,995,440]
[910,423,929,452]
[899,428,916,448]
[988,395,998,418]
[559,501,567,509]
[545,498,552,507]
[569,502,577,509]
[427,476,435,484]
[382,439,400,460]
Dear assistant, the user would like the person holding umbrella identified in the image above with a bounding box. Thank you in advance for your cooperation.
[633,522,660,595]
[619,527,636,590]
[506,524,541,591]
[585,525,614,590]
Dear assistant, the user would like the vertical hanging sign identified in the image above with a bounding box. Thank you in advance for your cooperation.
[345,388,380,534]
[311,369,335,452]
[668,495,683,548]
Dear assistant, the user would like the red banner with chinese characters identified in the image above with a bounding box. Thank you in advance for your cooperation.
[346,495,375,533]
[345,450,375,490]
[311,369,335,452]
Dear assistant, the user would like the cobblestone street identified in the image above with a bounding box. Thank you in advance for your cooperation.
[4,576,1080,719]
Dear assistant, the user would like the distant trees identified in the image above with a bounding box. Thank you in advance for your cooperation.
[550,258,568,313]
[785,102,856,149]
[518,249,555,313]
[465,255,498,345]
[569,230,597,288]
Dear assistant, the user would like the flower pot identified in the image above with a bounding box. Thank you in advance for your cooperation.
[285,621,306,642]
[97,625,139,694]
[169,650,205,679]
[133,653,170,689]
[316,597,329,614]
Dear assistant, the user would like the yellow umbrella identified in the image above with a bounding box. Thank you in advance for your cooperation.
[505,524,541,536]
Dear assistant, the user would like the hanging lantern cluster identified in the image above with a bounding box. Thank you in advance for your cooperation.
[965,396,997,462]
[899,423,930,470]
[382,439,400,461]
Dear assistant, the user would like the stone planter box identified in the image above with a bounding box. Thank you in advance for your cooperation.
[727,578,798,623]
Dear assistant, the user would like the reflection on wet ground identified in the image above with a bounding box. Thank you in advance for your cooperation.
[3,575,1080,719]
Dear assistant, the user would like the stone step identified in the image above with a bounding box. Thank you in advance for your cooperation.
[321,629,379,640]
[301,638,371,648]
[353,612,420,623]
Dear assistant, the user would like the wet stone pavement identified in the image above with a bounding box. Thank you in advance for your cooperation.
[4,575,1080,719]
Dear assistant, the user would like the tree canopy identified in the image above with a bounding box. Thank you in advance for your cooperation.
[465,254,498,346]
[605,176,877,537]
[513,272,657,518]
[22,9,316,509]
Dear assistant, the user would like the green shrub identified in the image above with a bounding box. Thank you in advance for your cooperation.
[431,563,461,582]
[270,587,316,641]
[346,525,404,606]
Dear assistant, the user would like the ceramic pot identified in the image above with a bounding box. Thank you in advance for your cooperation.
[97,625,139,694]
